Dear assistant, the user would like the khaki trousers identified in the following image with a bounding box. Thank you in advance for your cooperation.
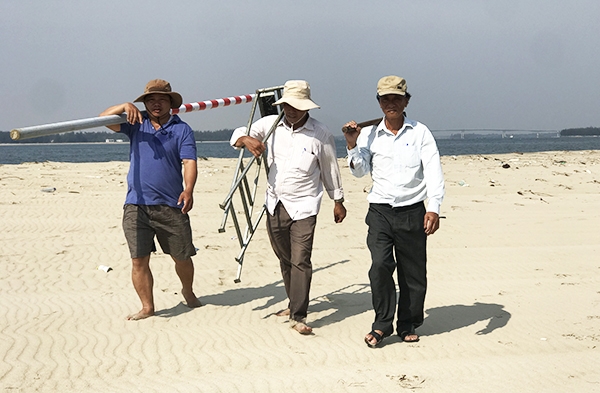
[266,202,317,322]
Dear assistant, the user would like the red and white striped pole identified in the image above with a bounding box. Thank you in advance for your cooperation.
[172,94,255,115]
[10,93,257,140]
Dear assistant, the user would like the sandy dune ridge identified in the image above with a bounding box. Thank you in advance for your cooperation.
[0,151,599,392]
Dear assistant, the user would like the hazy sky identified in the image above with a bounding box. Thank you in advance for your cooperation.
[1,1,599,136]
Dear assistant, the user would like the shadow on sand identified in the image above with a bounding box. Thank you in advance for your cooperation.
[420,302,511,336]
[155,259,511,338]
[156,259,352,318]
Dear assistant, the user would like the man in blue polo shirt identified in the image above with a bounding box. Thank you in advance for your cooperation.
[100,79,202,320]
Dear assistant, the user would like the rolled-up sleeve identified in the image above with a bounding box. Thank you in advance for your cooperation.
[347,127,374,178]
[229,126,248,149]
[230,115,278,148]
[319,133,344,201]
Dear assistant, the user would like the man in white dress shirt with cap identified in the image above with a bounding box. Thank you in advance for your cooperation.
[343,75,445,347]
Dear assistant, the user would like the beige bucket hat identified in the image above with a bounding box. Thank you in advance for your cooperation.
[272,80,320,111]
[134,79,183,109]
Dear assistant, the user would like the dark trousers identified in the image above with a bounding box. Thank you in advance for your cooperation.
[366,202,427,336]
[266,202,317,323]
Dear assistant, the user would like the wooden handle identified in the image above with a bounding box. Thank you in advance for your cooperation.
[341,117,382,133]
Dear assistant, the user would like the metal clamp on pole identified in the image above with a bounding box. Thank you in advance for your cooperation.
[218,85,284,283]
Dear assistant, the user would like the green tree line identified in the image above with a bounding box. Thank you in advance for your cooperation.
[560,127,600,136]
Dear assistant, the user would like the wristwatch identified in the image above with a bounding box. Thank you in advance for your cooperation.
[334,197,344,203]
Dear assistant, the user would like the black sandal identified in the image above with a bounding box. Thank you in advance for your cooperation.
[399,330,420,342]
[364,330,387,348]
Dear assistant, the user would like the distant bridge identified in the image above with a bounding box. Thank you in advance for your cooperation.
[431,129,561,139]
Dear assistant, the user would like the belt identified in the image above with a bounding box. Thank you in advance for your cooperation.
[370,201,424,212]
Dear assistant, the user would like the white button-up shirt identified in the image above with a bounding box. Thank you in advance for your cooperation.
[230,115,344,220]
[347,117,445,214]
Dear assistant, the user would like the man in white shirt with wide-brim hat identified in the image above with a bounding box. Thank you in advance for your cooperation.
[230,80,346,335]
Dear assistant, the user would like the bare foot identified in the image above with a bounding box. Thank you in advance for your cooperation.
[126,310,154,321]
[291,321,313,335]
[182,290,202,308]
[276,308,290,317]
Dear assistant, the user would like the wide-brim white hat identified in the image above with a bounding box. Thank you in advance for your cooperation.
[272,80,320,111]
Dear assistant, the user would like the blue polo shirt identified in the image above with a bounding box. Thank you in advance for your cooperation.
[120,114,197,208]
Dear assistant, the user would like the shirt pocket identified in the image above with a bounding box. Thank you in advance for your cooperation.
[397,143,421,168]
[394,143,422,186]
[289,148,318,174]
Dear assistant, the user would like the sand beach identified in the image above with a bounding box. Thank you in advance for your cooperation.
[1,151,599,392]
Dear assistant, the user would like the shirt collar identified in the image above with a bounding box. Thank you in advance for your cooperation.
[142,113,181,128]
[164,114,180,127]
[277,114,314,133]
[376,116,415,136]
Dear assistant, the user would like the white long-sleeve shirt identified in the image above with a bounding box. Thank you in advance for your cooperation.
[347,117,445,214]
[230,114,344,220]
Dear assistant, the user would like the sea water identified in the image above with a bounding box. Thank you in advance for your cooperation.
[1,136,599,165]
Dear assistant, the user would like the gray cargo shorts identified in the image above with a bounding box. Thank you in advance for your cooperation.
[122,204,196,261]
